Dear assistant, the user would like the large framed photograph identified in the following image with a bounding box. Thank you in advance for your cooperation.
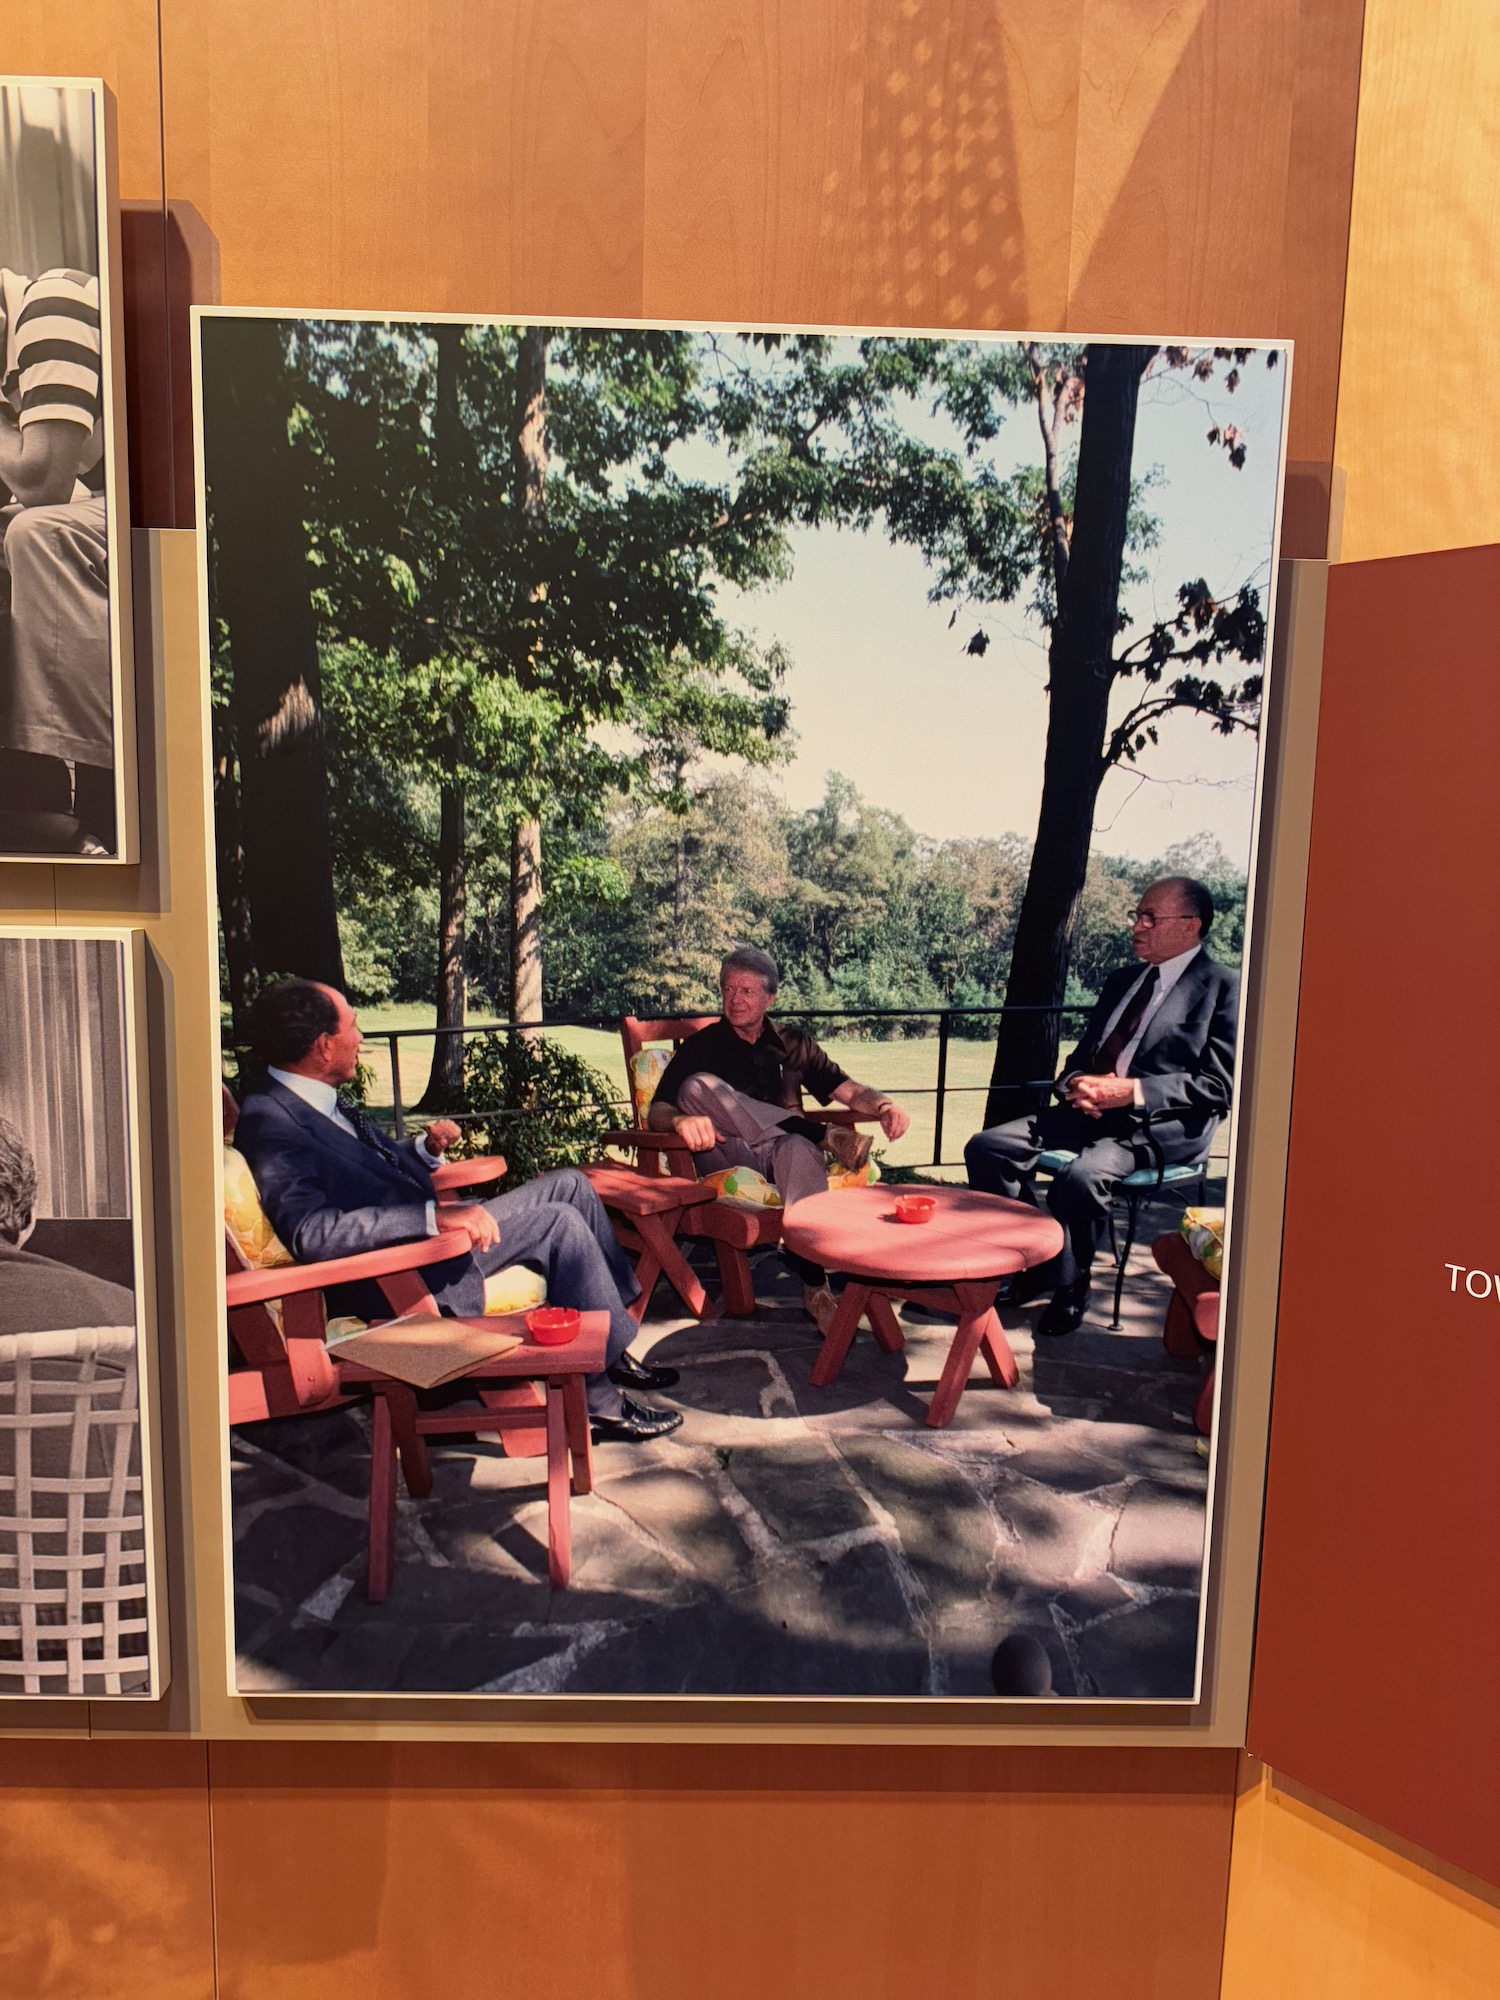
[197,312,1289,1702]
[0,928,164,1697]
[0,79,134,861]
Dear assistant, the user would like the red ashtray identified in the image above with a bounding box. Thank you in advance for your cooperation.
[893,1195,937,1225]
[526,1306,581,1346]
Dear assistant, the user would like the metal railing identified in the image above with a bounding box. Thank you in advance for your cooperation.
[368,1003,1096,1169]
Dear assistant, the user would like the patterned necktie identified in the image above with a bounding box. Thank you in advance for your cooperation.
[1092,965,1160,1076]
[338,1098,397,1161]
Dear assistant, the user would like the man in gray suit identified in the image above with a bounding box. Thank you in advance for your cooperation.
[965,877,1238,1336]
[233,979,682,1443]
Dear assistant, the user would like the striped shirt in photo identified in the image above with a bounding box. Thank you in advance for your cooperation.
[0,266,105,490]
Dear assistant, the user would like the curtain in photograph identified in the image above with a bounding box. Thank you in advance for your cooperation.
[0,939,129,1219]
[0,85,98,281]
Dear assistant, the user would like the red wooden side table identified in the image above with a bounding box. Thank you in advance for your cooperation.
[782,1186,1063,1427]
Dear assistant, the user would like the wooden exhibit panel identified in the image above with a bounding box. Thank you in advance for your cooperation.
[1221,1762,1500,2000]
[0,1739,215,2000]
[1333,0,1500,562]
[157,0,649,320]
[206,1742,1237,2000]
[150,0,1366,557]
[5,2,163,201]
[1249,544,1500,1888]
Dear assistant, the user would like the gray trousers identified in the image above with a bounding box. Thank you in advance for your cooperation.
[675,1074,830,1286]
[428,1168,640,1416]
[675,1072,829,1207]
[0,496,113,768]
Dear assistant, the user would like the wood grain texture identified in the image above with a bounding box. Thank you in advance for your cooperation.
[1222,1764,1500,2000]
[5,2,163,201]
[158,0,646,314]
[1333,0,1500,560]
[642,0,1081,329]
[0,1738,214,2000]
[208,1741,1236,2000]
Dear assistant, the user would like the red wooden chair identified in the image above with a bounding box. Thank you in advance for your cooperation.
[1150,1229,1219,1436]
[222,1086,590,1594]
[593,1015,871,1318]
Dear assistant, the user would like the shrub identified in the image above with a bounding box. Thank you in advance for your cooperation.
[459,1031,617,1185]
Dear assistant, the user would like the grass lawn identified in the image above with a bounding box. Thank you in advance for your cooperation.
[354,1005,1085,1173]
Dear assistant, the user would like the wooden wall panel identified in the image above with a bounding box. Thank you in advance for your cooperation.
[0,1740,214,2000]
[641,0,1082,329]
[157,0,647,316]
[1222,1764,1500,2000]
[6,2,163,202]
[1332,0,1500,561]
[154,0,1363,551]
[207,1742,1236,2000]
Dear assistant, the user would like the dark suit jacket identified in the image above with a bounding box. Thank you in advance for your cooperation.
[0,1237,135,1334]
[233,1079,483,1314]
[1061,949,1239,1138]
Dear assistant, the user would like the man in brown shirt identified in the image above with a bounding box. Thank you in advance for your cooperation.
[649,946,910,1329]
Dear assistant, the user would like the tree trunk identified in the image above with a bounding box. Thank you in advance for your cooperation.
[509,326,550,1033]
[986,343,1155,1125]
[211,709,257,1047]
[200,315,345,991]
[420,782,468,1108]
[510,816,543,1026]
[421,324,469,1107]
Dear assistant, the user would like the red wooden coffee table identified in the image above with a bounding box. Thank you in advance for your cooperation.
[782,1186,1064,1427]
[335,1312,608,1593]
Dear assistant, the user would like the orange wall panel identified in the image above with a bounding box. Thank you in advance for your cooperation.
[157,0,647,317]
[6,2,163,202]
[0,1741,215,2000]
[207,1742,1236,2000]
[1222,1764,1500,2000]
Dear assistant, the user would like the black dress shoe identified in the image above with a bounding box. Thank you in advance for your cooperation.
[590,1396,685,1444]
[608,1350,680,1391]
[1036,1281,1090,1338]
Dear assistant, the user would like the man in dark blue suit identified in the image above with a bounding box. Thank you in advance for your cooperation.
[233,979,682,1443]
[965,877,1238,1337]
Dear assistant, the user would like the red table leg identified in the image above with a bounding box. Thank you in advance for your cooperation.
[561,1373,594,1494]
[865,1291,906,1353]
[383,1380,433,1498]
[367,1391,397,1602]
[545,1382,572,1586]
[808,1282,869,1387]
[925,1279,1016,1427]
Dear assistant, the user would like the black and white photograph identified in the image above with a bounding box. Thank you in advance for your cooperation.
[0,79,131,861]
[200,315,1289,1701]
[0,929,161,1696]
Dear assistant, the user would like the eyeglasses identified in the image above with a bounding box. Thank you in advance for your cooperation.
[1129,909,1195,928]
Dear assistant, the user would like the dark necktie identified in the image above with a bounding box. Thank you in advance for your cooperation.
[1092,966,1160,1076]
[338,1098,399,1162]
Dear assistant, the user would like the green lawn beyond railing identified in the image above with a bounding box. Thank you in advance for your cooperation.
[345,1003,1230,1180]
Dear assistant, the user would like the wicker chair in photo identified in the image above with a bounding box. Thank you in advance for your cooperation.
[0,1323,151,1696]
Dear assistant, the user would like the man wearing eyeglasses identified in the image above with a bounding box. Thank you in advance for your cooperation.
[964,875,1238,1337]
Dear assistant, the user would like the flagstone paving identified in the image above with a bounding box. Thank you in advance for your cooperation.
[231,1212,1213,1700]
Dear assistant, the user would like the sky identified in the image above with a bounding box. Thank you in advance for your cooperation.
[711,337,1288,867]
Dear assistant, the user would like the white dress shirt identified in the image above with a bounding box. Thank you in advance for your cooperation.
[267,1067,442,1232]
[1093,944,1201,1105]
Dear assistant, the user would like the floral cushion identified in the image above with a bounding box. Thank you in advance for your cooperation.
[1181,1206,1225,1283]
[629,1046,673,1124]
[223,1144,293,1269]
[702,1160,880,1211]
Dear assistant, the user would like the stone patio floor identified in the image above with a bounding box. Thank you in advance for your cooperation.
[231,1201,1213,1699]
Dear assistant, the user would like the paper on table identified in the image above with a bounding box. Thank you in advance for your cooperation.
[327,1313,524,1389]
